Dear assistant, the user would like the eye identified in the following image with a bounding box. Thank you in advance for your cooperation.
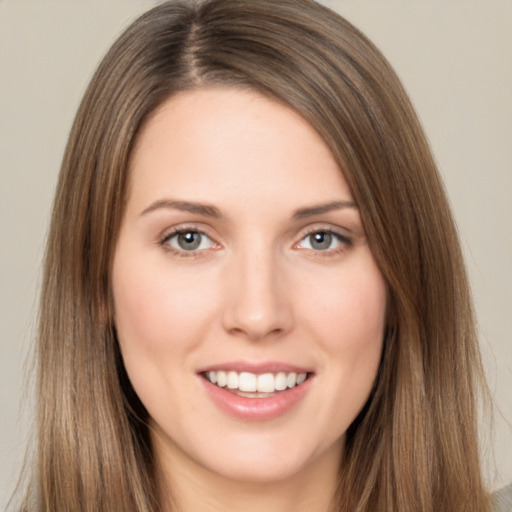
[296,230,350,252]
[162,229,216,253]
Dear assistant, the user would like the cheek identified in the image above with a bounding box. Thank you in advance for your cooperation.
[112,254,218,357]
[306,260,387,353]
[302,254,387,409]
[111,253,222,418]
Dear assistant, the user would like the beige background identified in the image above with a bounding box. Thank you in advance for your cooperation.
[1,0,511,507]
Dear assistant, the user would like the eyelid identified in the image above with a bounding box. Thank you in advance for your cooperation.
[159,224,221,257]
[157,223,353,257]
[293,225,353,253]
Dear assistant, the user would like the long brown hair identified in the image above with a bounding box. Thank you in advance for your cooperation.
[22,0,490,510]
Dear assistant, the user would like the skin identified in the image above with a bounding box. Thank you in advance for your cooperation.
[112,87,387,512]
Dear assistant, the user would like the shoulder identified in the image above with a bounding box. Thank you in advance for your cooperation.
[492,483,512,512]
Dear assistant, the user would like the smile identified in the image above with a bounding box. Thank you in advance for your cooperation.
[204,371,309,397]
[199,366,314,421]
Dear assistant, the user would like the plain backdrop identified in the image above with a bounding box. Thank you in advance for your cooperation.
[1,0,511,508]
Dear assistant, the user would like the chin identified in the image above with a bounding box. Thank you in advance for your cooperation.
[204,455,312,485]
[190,432,343,486]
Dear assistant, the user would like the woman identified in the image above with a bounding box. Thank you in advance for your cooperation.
[18,0,500,510]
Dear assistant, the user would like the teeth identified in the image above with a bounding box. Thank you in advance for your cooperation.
[217,371,227,387]
[205,370,308,393]
[239,372,257,392]
[257,373,275,393]
[275,372,287,391]
[227,371,238,389]
[287,372,297,388]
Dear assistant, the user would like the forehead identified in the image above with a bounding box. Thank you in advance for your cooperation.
[127,87,353,215]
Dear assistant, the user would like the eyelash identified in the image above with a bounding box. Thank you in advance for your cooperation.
[295,228,353,256]
[159,226,353,258]
[159,226,217,258]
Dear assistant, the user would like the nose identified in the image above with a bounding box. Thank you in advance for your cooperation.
[222,245,294,342]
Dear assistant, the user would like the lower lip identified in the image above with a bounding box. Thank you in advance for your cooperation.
[200,376,313,421]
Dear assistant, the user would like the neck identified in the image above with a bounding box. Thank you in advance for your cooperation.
[154,437,342,512]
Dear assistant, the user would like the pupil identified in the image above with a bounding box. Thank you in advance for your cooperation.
[311,232,331,250]
[178,232,201,250]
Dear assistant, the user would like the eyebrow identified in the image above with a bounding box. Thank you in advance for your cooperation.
[140,199,222,218]
[140,199,357,220]
[292,200,358,219]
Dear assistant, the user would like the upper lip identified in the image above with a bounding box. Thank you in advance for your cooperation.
[197,360,313,375]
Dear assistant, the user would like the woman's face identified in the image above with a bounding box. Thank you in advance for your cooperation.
[112,88,387,484]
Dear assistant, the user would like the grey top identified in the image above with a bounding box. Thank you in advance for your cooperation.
[493,483,512,512]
